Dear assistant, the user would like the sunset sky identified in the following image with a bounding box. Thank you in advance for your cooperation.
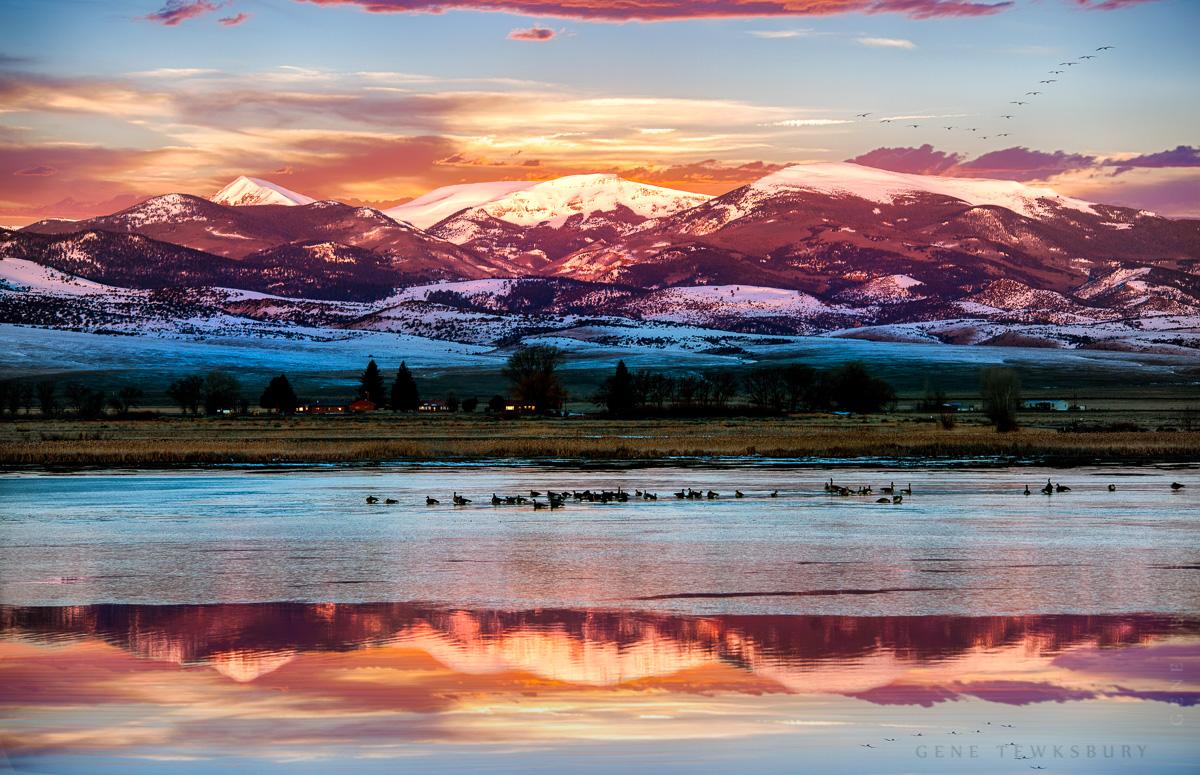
[1,0,1198,224]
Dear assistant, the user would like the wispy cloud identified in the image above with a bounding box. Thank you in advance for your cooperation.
[127,68,220,78]
[293,0,1015,22]
[857,36,916,49]
[747,29,813,39]
[219,12,251,25]
[768,118,853,127]
[508,26,557,42]
[142,0,227,26]
[13,165,57,177]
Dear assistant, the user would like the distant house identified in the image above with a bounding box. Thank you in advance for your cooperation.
[418,400,447,413]
[349,399,376,413]
[297,400,348,415]
[1023,399,1079,412]
[501,402,539,417]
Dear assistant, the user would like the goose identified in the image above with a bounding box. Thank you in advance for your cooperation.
[707,490,719,499]
[452,492,471,506]
[770,489,779,497]
[365,496,379,504]
[1041,479,1054,495]
[1055,483,1071,493]
[1171,482,1185,490]
[1108,484,1117,492]
[530,490,541,497]
[674,490,686,499]
[901,483,912,495]
[876,497,891,504]
[532,500,547,510]
[491,494,502,506]
[882,482,895,495]
[643,492,657,500]
[735,490,745,498]
[892,495,903,504]
[384,498,399,505]
[426,496,440,505]
[1024,485,1031,496]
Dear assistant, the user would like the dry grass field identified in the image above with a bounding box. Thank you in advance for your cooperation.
[2,411,1198,467]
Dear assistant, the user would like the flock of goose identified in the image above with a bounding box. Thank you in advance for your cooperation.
[364,479,1186,507]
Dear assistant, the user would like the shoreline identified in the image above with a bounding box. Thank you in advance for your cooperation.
[3,415,1199,470]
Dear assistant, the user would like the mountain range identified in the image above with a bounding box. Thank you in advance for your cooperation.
[3,163,1198,353]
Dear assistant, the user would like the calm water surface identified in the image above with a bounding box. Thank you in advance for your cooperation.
[1,465,1197,773]
[0,465,1196,613]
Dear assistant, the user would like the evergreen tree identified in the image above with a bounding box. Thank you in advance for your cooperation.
[390,362,419,411]
[259,375,298,414]
[359,359,386,406]
[594,360,635,414]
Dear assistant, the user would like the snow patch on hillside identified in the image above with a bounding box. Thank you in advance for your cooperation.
[0,257,123,296]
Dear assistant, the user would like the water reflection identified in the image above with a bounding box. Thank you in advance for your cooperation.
[2,605,1197,772]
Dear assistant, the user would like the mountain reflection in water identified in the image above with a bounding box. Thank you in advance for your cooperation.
[2,605,1197,773]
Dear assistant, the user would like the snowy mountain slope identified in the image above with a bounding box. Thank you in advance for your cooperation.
[472,174,710,228]
[755,162,1095,219]
[0,256,125,297]
[211,176,315,207]
[425,175,711,269]
[17,195,516,281]
[384,181,537,229]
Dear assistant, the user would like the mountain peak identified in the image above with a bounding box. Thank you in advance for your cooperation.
[211,176,315,207]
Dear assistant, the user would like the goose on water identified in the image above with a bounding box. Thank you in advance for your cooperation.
[426,496,439,505]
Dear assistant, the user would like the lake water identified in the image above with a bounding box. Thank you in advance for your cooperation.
[1,464,1198,772]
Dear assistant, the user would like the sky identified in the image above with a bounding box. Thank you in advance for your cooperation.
[0,0,1198,224]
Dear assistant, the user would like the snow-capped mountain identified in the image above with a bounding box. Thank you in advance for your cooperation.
[548,161,1198,296]
[4,163,1199,352]
[384,181,538,229]
[211,176,315,207]
[427,174,711,269]
[18,195,516,281]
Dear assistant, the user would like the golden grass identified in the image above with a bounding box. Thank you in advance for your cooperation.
[1,413,1198,467]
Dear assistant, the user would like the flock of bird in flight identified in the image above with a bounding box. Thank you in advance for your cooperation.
[853,45,1116,142]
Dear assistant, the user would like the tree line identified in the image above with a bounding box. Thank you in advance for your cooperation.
[593,360,897,415]
[0,379,143,420]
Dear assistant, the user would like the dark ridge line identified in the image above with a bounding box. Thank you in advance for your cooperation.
[633,586,957,601]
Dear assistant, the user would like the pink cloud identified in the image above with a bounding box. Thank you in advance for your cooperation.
[957,146,1098,181]
[508,26,556,41]
[219,11,251,25]
[293,0,1014,22]
[142,0,227,26]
